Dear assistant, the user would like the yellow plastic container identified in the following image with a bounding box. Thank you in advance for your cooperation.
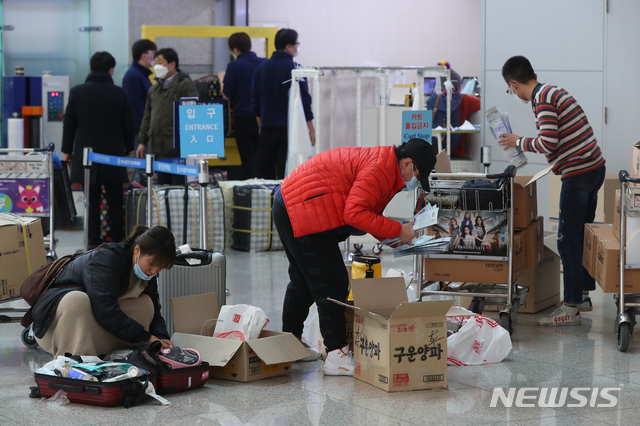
[349,256,382,300]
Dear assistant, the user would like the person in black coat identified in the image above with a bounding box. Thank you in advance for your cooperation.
[33,226,176,357]
[62,51,135,249]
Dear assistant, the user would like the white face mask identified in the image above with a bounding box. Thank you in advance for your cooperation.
[402,176,419,192]
[154,64,169,79]
[510,83,529,104]
[294,45,299,57]
[149,59,155,67]
[230,51,237,60]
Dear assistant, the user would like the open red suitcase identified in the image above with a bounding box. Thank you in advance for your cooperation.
[155,362,210,394]
[30,372,154,407]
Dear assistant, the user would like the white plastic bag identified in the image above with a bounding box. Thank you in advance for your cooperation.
[286,80,313,176]
[213,304,270,341]
[447,314,512,366]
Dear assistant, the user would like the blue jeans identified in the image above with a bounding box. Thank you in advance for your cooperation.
[557,165,606,304]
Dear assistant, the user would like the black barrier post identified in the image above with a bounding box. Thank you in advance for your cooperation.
[198,159,209,250]
[145,154,154,228]
[82,147,92,251]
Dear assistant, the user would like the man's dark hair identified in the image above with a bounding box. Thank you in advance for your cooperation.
[132,39,157,62]
[228,32,251,53]
[275,28,298,51]
[502,55,536,84]
[155,48,179,70]
[90,51,116,73]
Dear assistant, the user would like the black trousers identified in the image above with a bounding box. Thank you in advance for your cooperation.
[233,115,260,179]
[256,127,287,180]
[272,200,350,352]
[86,183,124,248]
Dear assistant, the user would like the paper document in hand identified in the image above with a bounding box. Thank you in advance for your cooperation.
[413,204,438,231]
[486,106,527,168]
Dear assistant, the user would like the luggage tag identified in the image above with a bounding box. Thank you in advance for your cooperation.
[145,382,171,406]
[178,244,201,265]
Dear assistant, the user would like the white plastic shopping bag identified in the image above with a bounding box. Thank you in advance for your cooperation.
[447,314,512,366]
[286,80,313,176]
[213,304,270,341]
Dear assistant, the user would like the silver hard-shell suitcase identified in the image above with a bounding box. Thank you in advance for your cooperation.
[157,251,226,335]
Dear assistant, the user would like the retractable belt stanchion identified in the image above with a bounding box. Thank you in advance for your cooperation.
[82,147,93,252]
[198,160,209,250]
[145,154,155,228]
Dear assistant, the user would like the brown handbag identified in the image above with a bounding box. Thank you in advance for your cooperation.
[19,252,85,327]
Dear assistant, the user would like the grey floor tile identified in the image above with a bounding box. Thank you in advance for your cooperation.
[478,415,606,426]
[198,400,415,426]
[579,407,640,424]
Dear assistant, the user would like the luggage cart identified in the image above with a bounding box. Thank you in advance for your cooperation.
[614,170,640,352]
[0,144,57,348]
[416,165,529,334]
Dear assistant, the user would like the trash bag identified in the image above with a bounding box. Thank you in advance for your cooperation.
[447,314,512,366]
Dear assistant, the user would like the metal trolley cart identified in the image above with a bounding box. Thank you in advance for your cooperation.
[415,165,528,334]
[614,170,640,351]
[0,144,57,348]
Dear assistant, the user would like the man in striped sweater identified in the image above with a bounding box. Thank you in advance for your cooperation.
[498,56,606,327]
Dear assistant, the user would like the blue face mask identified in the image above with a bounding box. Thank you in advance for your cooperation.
[403,176,420,192]
[134,254,156,281]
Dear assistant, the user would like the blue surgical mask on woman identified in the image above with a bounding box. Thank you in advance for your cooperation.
[134,254,156,281]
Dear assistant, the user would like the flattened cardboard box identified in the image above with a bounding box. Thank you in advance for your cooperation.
[0,215,46,301]
[594,229,640,293]
[582,223,614,277]
[423,231,525,284]
[170,293,310,382]
[331,277,453,392]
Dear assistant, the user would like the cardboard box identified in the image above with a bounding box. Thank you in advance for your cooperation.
[0,215,46,301]
[459,237,561,314]
[170,293,310,382]
[583,223,614,276]
[518,245,561,313]
[423,231,525,284]
[331,277,453,392]
[549,217,559,233]
[550,174,618,223]
[513,176,537,229]
[594,230,640,293]
[523,216,544,269]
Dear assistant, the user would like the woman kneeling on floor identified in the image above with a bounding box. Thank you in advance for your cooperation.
[32,225,176,357]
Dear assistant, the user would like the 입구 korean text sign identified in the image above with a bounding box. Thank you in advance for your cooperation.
[179,104,224,158]
[401,111,432,144]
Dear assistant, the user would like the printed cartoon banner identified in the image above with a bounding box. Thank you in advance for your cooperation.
[0,178,50,215]
[422,209,508,257]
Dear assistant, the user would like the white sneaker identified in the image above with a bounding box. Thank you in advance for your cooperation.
[322,345,354,376]
[296,342,321,362]
[537,305,581,326]
[578,296,593,312]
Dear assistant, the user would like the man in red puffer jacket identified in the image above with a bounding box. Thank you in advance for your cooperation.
[272,138,436,376]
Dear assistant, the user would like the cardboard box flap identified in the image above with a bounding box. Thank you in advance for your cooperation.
[389,299,453,320]
[245,331,310,364]
[0,214,39,228]
[172,292,220,336]
[170,332,243,367]
[351,277,408,317]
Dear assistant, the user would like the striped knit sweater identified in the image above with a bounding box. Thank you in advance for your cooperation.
[518,83,605,178]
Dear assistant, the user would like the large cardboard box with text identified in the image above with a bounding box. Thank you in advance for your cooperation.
[593,227,640,293]
[330,277,453,392]
[423,231,525,284]
[583,223,614,277]
[170,293,309,382]
[0,215,46,301]
[523,216,544,269]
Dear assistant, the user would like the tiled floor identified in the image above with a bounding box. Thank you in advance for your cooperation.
[0,227,637,425]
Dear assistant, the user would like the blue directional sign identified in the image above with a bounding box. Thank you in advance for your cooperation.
[401,110,432,144]
[179,104,224,158]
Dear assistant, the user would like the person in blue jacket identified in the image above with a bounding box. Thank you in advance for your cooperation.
[222,32,266,179]
[251,28,315,179]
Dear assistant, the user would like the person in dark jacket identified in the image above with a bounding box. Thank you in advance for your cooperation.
[122,39,157,137]
[62,51,135,249]
[251,28,315,179]
[33,226,176,357]
[135,48,199,185]
[222,32,267,179]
